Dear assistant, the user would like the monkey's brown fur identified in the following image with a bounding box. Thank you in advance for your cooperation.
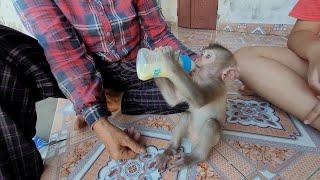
[154,43,239,170]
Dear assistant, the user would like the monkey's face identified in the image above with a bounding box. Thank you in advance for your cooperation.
[193,49,221,80]
[196,49,216,67]
[193,49,239,82]
[196,49,229,68]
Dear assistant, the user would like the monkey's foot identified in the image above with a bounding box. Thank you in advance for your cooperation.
[155,153,172,171]
[168,153,197,171]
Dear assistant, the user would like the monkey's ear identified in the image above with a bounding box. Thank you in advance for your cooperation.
[221,67,240,81]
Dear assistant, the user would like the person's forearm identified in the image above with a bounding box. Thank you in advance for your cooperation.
[14,0,111,127]
[288,30,320,61]
[92,117,113,136]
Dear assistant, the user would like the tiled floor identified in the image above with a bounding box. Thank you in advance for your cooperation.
[40,27,320,180]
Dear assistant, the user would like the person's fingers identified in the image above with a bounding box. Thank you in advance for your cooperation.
[124,128,135,139]
[120,148,137,159]
[316,69,320,92]
[129,127,134,136]
[304,96,320,124]
[304,102,320,124]
[133,129,141,141]
[309,69,320,93]
[122,136,146,153]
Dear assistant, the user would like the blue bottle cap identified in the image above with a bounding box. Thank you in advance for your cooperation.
[180,54,192,72]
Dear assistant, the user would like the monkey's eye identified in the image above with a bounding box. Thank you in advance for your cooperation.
[205,54,212,59]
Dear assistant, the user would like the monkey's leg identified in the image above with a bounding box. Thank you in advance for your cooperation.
[155,113,190,170]
[169,120,221,171]
[155,77,183,107]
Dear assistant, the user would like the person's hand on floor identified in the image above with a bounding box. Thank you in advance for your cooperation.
[93,117,146,160]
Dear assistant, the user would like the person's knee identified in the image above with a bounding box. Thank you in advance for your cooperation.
[234,46,261,65]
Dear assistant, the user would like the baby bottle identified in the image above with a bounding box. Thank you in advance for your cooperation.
[136,48,195,81]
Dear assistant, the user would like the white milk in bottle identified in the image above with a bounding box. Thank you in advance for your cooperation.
[136,48,195,81]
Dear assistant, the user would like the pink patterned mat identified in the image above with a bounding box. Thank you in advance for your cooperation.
[41,28,320,180]
[41,88,320,180]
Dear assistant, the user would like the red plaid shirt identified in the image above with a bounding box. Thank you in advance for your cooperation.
[14,0,196,127]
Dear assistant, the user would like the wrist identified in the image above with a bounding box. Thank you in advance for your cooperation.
[92,117,113,131]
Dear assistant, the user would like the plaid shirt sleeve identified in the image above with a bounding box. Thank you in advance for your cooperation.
[13,0,111,127]
[135,0,198,60]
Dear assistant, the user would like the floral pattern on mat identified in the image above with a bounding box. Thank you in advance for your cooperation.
[227,99,282,129]
[98,146,162,180]
[196,162,223,180]
[40,27,320,180]
[227,140,297,173]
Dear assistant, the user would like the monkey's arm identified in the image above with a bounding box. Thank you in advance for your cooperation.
[169,68,206,108]
[155,77,184,107]
[157,46,206,108]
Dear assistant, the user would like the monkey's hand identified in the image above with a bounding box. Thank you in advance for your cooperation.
[155,46,182,73]
[156,47,206,108]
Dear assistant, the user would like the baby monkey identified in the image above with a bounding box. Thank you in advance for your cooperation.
[154,43,239,170]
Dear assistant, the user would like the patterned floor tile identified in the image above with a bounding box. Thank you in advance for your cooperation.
[40,27,320,180]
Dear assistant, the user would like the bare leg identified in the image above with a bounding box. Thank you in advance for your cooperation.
[235,46,320,131]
